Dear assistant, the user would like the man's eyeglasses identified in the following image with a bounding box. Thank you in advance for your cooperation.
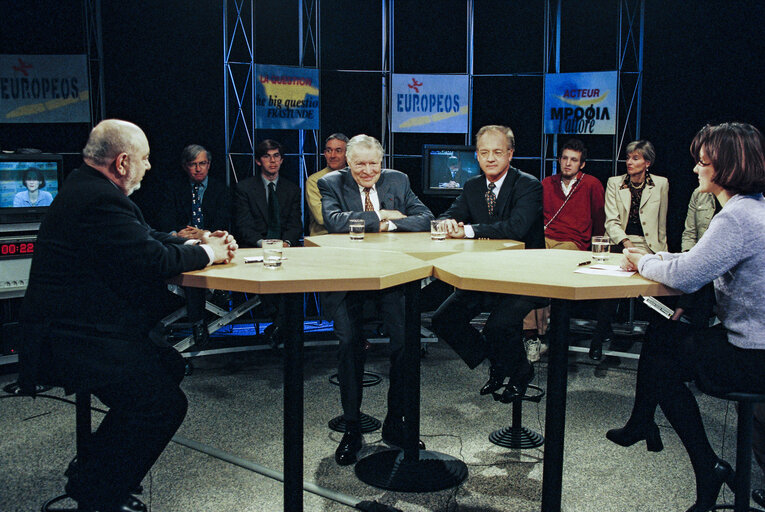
[477,150,507,159]
[186,160,210,168]
[262,154,283,161]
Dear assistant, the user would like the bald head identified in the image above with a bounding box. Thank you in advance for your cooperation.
[83,119,147,168]
[82,119,151,196]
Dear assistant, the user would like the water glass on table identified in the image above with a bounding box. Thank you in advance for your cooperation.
[263,239,283,269]
[430,220,446,241]
[591,236,610,263]
[349,219,365,241]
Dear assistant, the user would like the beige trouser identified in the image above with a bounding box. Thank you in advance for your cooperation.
[522,237,580,335]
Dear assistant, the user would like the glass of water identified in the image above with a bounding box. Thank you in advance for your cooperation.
[262,239,283,269]
[349,219,365,241]
[430,220,446,241]
[591,236,610,263]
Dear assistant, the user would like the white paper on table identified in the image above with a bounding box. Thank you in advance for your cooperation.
[574,264,635,277]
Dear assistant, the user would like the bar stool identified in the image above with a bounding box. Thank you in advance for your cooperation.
[41,392,92,512]
[489,384,545,449]
[697,376,765,512]
[328,371,383,433]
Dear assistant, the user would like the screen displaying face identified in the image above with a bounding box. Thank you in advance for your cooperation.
[427,149,480,190]
[0,160,60,208]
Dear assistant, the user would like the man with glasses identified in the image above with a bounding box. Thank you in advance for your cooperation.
[156,144,232,347]
[234,139,302,248]
[306,133,348,235]
[431,125,546,404]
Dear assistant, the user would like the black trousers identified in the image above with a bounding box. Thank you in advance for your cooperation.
[63,345,188,508]
[632,322,765,479]
[431,289,545,377]
[325,287,405,424]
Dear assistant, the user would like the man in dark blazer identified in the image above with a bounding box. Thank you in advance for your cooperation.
[233,139,302,248]
[318,134,434,465]
[156,144,231,236]
[431,125,546,404]
[233,139,302,344]
[19,119,237,512]
[155,144,232,345]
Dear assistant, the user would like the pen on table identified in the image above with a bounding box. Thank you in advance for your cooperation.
[577,260,591,267]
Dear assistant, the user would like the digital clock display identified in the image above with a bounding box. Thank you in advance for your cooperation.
[0,241,35,258]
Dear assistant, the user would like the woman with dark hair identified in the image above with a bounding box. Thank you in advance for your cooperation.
[13,167,53,207]
[608,122,765,512]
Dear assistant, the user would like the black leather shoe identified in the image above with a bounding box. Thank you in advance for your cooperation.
[752,488,765,508]
[382,415,426,450]
[191,320,210,349]
[72,494,147,512]
[589,331,611,361]
[606,421,664,452]
[334,431,362,466]
[65,457,143,494]
[496,364,534,404]
[480,363,507,396]
[684,459,734,512]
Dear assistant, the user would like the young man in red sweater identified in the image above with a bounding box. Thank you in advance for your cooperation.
[523,139,606,360]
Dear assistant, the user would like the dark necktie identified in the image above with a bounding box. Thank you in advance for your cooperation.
[364,187,374,212]
[267,182,281,239]
[486,182,497,216]
[191,182,204,228]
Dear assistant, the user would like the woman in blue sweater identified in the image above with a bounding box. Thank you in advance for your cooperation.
[608,122,765,512]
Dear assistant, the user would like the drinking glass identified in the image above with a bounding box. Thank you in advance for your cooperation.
[262,239,283,269]
[591,236,610,263]
[430,220,446,241]
[349,219,365,241]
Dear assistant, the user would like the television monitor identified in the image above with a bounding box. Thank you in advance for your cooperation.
[421,144,481,196]
[0,153,64,229]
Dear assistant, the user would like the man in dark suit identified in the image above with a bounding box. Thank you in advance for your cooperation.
[233,139,303,343]
[233,139,302,248]
[436,155,469,189]
[156,144,232,345]
[318,134,434,465]
[19,119,237,512]
[431,124,546,404]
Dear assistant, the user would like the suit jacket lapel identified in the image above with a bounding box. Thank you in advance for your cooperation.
[618,186,632,219]
[254,178,268,219]
[342,172,364,211]
[376,172,394,210]
[495,169,516,214]
[640,182,654,208]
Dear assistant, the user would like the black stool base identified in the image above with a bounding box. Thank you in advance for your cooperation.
[328,412,382,433]
[710,506,765,511]
[489,425,544,449]
[41,494,80,512]
[355,449,468,492]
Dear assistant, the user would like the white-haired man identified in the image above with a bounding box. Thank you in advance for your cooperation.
[318,134,434,465]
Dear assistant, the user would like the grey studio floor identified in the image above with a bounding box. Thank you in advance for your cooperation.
[1,329,761,512]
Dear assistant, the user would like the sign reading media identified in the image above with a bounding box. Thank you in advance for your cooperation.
[544,71,617,135]
[255,64,319,130]
[392,74,469,134]
[0,55,90,123]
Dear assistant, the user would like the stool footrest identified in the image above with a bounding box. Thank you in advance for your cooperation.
[328,413,381,433]
[489,426,544,449]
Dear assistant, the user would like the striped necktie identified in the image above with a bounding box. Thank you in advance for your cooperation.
[191,182,204,228]
[364,187,374,212]
[486,182,497,216]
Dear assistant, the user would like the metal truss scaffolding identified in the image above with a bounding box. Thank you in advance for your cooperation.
[224,0,644,188]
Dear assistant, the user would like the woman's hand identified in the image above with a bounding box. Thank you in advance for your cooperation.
[621,247,648,271]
